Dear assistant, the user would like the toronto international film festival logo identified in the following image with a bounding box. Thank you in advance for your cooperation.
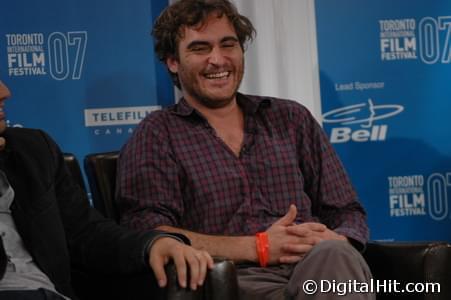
[379,16,451,64]
[5,31,87,80]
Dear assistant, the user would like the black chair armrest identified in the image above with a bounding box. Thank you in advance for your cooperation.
[363,241,451,300]
[72,258,237,300]
[165,258,238,300]
[205,259,239,299]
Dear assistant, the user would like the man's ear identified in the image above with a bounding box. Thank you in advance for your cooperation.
[166,56,179,74]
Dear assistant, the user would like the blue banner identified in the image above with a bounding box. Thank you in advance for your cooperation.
[0,0,172,163]
[315,0,451,241]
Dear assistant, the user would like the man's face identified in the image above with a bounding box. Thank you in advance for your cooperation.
[0,81,11,134]
[167,14,244,109]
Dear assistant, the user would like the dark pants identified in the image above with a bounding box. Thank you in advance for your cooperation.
[238,240,375,300]
[0,289,66,300]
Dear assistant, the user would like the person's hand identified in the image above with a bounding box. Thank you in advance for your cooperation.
[265,204,317,264]
[149,237,214,290]
[265,205,347,264]
[287,224,347,242]
[282,219,348,262]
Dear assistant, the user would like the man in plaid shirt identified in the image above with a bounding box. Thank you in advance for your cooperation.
[117,0,374,299]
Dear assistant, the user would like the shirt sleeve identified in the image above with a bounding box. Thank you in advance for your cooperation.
[296,106,369,249]
[117,115,185,231]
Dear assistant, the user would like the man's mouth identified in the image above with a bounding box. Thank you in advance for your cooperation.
[204,71,230,79]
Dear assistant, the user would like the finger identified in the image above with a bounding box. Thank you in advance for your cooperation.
[281,243,313,255]
[279,255,302,264]
[336,234,348,241]
[303,222,327,231]
[319,229,348,241]
[197,252,208,285]
[274,204,297,226]
[150,256,168,288]
[172,250,188,288]
[286,225,311,237]
[286,223,327,237]
[206,251,214,269]
[286,228,323,244]
[185,251,200,290]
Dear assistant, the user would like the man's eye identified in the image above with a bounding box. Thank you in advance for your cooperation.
[191,46,209,52]
[222,43,237,48]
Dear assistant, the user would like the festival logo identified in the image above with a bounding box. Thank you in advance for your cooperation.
[379,16,451,64]
[388,172,450,220]
[5,31,87,80]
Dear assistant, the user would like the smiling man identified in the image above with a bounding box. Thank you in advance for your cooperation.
[117,1,374,299]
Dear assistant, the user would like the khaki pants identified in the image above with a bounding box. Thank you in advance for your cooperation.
[237,240,375,300]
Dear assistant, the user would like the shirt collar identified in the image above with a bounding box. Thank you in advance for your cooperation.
[171,92,271,117]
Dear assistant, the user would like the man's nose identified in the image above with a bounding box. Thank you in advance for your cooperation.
[207,47,226,65]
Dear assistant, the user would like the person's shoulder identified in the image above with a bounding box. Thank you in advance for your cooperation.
[138,105,176,127]
[244,94,314,120]
[4,127,47,143]
[127,105,181,144]
[3,127,59,162]
[4,127,60,149]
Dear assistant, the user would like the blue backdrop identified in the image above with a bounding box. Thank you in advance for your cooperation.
[0,0,173,164]
[316,0,451,241]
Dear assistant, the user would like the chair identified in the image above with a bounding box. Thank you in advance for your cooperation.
[84,151,451,300]
[84,151,119,222]
[63,153,87,192]
[84,151,239,300]
[363,241,451,300]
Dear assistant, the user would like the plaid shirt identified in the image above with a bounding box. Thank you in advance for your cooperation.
[117,93,369,246]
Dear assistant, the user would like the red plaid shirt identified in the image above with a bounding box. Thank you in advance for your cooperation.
[117,93,369,246]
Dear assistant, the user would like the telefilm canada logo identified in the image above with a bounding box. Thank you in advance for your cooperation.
[84,105,161,136]
[5,31,87,80]
[388,173,451,220]
[379,16,451,64]
[322,99,404,144]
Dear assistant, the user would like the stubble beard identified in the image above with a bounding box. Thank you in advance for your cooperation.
[180,60,244,109]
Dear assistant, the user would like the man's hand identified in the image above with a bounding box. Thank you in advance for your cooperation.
[266,204,317,264]
[266,205,348,264]
[286,224,347,242]
[149,237,214,290]
[281,223,347,262]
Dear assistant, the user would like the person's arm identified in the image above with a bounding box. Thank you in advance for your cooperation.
[157,205,320,265]
[295,105,369,249]
[40,129,212,289]
[156,225,257,263]
[116,116,186,233]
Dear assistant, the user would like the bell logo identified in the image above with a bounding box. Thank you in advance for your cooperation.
[330,125,387,143]
[323,99,403,144]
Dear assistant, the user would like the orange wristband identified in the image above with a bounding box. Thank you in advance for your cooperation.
[255,232,269,267]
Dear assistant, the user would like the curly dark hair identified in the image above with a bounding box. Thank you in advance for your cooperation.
[152,0,256,88]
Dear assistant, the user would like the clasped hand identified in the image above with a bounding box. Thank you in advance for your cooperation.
[265,204,347,264]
